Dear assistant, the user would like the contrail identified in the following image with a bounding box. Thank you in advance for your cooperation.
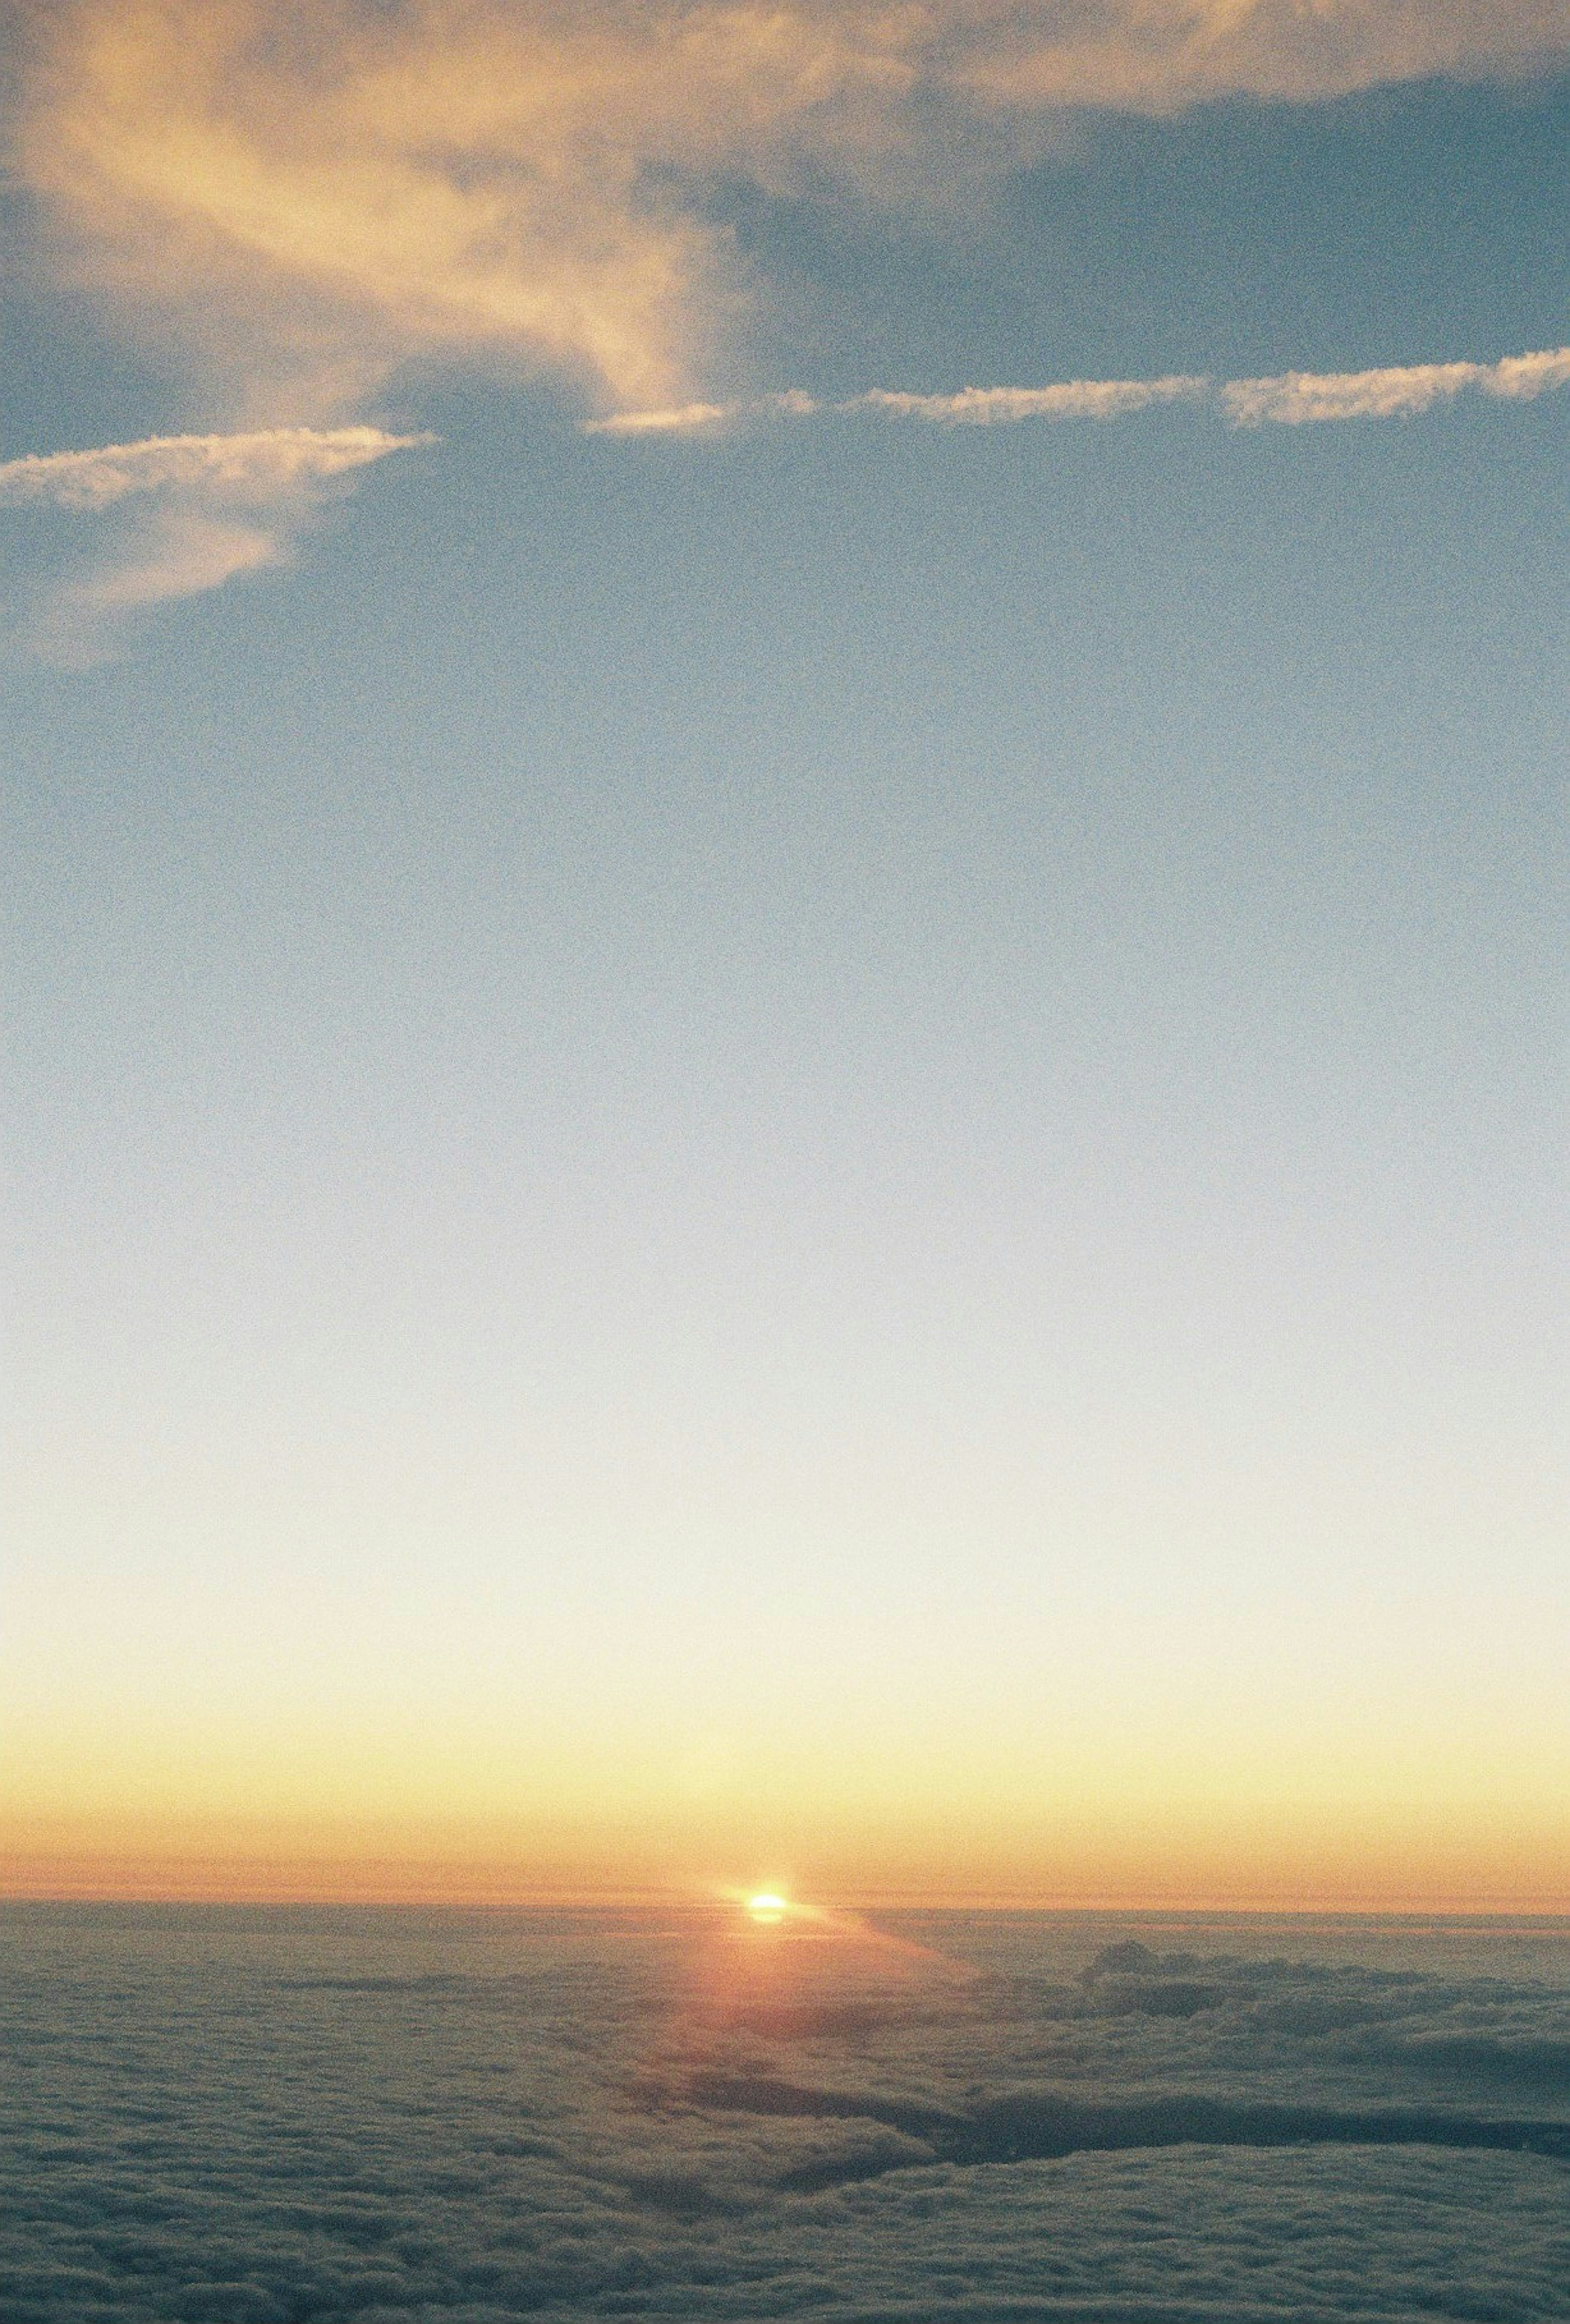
[0,426,437,509]
[588,343,1570,436]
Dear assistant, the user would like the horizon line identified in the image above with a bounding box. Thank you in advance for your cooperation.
[6,1876,1568,1918]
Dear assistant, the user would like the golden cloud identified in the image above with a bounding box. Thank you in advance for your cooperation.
[9,2,1569,419]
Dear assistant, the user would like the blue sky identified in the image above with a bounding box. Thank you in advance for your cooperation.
[2,3,1566,1901]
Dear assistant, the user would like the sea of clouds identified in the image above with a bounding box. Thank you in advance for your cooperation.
[4,1905,1568,2322]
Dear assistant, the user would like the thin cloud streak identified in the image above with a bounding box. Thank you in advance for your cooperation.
[857,378,1211,424]
[587,392,822,436]
[3,424,437,652]
[592,344,1570,435]
[1222,346,1570,423]
[0,426,436,509]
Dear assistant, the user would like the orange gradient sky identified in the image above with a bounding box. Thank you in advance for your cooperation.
[7,1652,1568,1907]
[4,2,1567,1913]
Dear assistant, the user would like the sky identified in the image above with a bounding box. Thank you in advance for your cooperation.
[2,0,1567,1909]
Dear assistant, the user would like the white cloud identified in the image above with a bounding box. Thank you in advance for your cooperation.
[0,426,435,510]
[584,392,821,436]
[3,424,436,652]
[6,1916,1570,2323]
[1480,346,1570,399]
[1219,362,1487,425]
[585,402,746,438]
[25,509,288,666]
[852,378,1211,425]
[9,343,1565,655]
[593,345,1570,439]
[1222,345,1570,423]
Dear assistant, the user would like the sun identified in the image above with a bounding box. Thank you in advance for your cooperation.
[746,1891,788,1924]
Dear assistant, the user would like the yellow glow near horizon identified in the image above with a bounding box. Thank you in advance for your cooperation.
[747,1890,788,1922]
[7,1721,1570,1910]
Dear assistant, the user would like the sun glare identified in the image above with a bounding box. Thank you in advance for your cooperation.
[746,1891,787,1923]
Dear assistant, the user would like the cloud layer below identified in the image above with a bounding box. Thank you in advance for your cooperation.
[4,1907,1569,2323]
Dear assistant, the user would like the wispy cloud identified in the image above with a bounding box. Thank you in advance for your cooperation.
[11,3,1568,421]
[1221,347,1570,424]
[62,510,284,611]
[592,345,1570,437]
[854,379,1212,425]
[0,426,435,510]
[1220,362,1489,425]
[586,393,822,437]
[1483,347,1570,399]
[4,424,435,656]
